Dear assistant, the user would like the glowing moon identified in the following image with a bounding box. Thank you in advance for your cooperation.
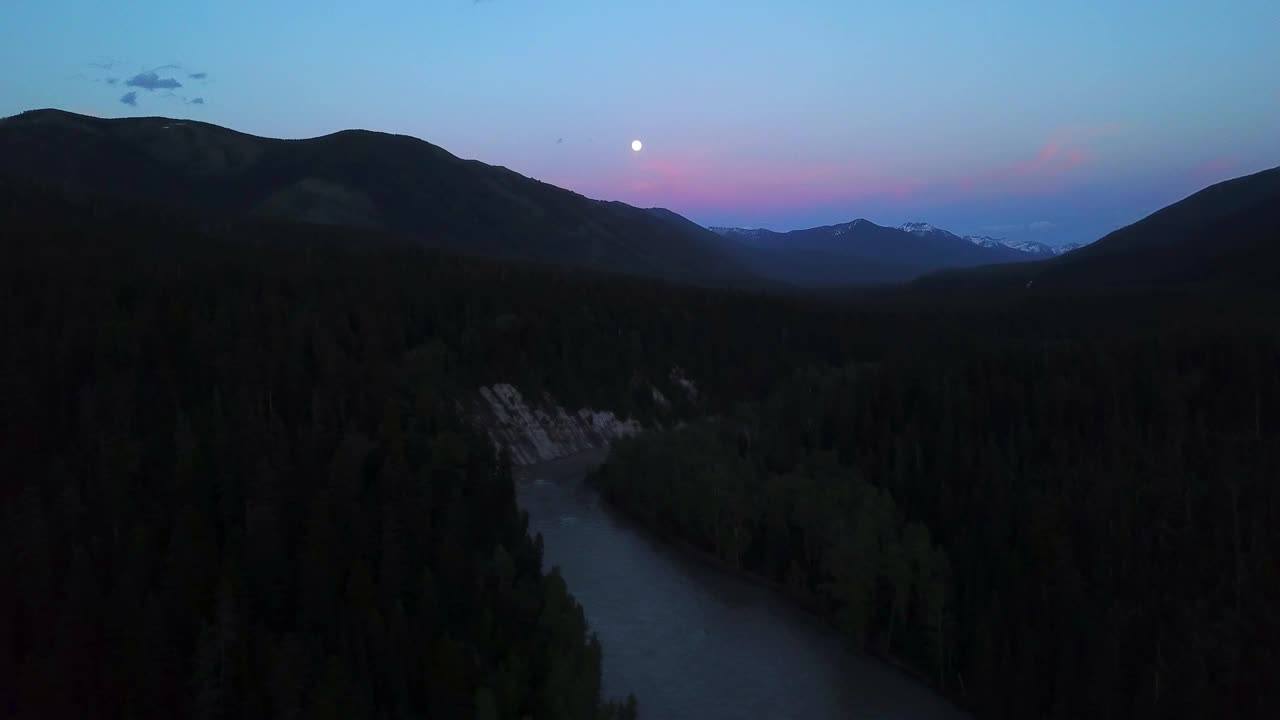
[631,139,643,152]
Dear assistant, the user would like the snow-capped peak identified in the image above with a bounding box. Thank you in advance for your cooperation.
[962,234,1087,257]
[964,234,1004,246]
[899,222,970,241]
[899,222,946,235]
[709,226,769,239]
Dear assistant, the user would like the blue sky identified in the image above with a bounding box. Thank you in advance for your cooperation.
[2,0,1278,244]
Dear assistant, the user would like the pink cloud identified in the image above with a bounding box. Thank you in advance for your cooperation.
[1180,156,1239,191]
[563,149,920,214]
[1011,139,1066,175]
[1192,156,1235,175]
[943,124,1129,200]
[549,122,1127,218]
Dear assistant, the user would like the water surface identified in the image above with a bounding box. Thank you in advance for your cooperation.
[515,451,967,720]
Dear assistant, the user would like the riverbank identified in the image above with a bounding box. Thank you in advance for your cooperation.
[515,449,966,720]
[580,455,973,717]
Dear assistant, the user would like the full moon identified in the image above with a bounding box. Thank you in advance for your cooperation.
[631,139,643,152]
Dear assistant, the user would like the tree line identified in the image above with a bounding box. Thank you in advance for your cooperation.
[3,178,1278,718]
[0,183,646,719]
[590,333,1280,718]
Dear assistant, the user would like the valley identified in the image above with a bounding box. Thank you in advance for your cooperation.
[516,451,964,720]
[4,0,1279,717]
[1,113,1277,720]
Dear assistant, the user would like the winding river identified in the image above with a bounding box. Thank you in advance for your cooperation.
[515,451,967,720]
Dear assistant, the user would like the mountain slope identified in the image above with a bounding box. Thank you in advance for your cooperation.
[1029,166,1280,290]
[915,166,1280,292]
[0,109,762,287]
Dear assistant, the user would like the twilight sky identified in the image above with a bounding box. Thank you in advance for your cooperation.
[3,0,1278,245]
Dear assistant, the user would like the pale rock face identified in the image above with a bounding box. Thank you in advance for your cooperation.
[474,383,642,465]
[651,386,671,409]
[669,366,699,401]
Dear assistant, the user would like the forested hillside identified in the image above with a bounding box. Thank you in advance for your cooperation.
[3,178,1278,718]
[0,109,762,287]
[591,334,1280,719]
[0,182,646,719]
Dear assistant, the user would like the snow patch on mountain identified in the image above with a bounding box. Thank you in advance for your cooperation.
[899,222,943,235]
[709,226,770,239]
[898,222,969,243]
[828,219,873,236]
[964,234,1089,256]
[965,235,1054,256]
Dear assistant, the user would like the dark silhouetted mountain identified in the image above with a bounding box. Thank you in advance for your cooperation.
[0,108,762,287]
[1033,165,1280,289]
[915,166,1280,292]
[707,218,1029,286]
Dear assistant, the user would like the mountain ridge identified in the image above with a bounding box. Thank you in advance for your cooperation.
[962,234,1084,257]
[0,109,1059,291]
[0,108,766,288]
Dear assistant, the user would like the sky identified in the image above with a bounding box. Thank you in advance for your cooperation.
[2,0,1279,245]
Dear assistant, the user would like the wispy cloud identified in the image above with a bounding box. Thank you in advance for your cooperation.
[186,97,205,105]
[188,71,208,80]
[119,91,138,107]
[125,70,183,91]
[941,123,1130,201]
[1004,140,1092,178]
[1029,220,1055,231]
[1196,157,1235,173]
[1187,156,1237,186]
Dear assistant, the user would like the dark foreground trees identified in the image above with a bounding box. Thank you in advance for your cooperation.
[591,336,1280,719]
[0,186,638,719]
[3,179,1278,719]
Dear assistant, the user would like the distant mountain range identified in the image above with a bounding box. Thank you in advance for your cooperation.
[963,235,1081,257]
[2,109,1270,293]
[899,222,1086,257]
[708,220,1090,286]
[718,221,1085,258]
[0,109,1097,290]
[0,109,763,288]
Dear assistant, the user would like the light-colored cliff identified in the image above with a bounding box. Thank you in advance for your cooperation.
[474,383,642,465]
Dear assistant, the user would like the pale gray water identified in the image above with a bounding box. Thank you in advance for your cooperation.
[515,451,967,720]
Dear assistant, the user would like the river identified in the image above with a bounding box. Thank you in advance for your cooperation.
[514,451,967,720]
